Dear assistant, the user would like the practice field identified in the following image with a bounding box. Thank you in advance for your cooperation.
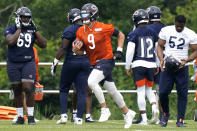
[0,120,197,131]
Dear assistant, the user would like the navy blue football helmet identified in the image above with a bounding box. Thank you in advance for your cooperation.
[67,8,81,24]
[15,7,32,27]
[81,3,99,24]
[165,55,181,73]
[132,9,149,26]
[146,6,161,21]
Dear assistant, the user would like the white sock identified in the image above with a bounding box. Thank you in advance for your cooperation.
[73,109,77,114]
[152,104,157,111]
[16,107,23,117]
[27,107,34,116]
[86,114,91,118]
[141,113,147,122]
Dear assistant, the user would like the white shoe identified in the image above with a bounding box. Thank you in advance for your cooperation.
[74,117,83,125]
[124,110,136,128]
[13,115,18,122]
[155,119,160,125]
[34,118,40,122]
[98,108,111,122]
[56,114,68,124]
[150,109,159,124]
[139,120,148,125]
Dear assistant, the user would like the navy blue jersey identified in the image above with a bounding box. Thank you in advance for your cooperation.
[147,23,165,36]
[127,26,158,62]
[4,25,36,62]
[61,24,88,62]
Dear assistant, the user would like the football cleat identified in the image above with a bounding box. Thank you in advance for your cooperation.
[139,120,148,125]
[28,116,36,125]
[124,110,136,128]
[176,118,185,127]
[150,108,159,124]
[74,117,83,125]
[12,116,24,125]
[85,116,95,122]
[56,114,68,124]
[132,113,142,124]
[160,112,169,127]
[98,108,111,122]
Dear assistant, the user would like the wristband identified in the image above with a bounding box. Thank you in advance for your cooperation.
[54,58,59,65]
[117,47,123,52]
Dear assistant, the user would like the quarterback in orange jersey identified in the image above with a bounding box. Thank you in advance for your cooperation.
[73,3,136,129]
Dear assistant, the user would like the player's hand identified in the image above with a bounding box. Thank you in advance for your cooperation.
[126,69,132,77]
[51,58,59,76]
[15,16,22,29]
[72,39,83,52]
[160,58,165,72]
[154,67,159,75]
[179,59,187,69]
[30,20,38,32]
[114,51,123,60]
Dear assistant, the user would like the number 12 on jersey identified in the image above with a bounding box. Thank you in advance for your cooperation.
[139,37,154,58]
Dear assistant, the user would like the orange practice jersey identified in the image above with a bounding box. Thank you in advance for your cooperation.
[33,47,39,82]
[76,22,114,65]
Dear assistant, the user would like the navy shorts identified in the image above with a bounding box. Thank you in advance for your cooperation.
[132,67,155,87]
[7,59,36,84]
[91,59,115,83]
[59,59,90,93]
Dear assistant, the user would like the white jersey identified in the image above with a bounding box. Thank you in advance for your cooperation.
[159,25,197,61]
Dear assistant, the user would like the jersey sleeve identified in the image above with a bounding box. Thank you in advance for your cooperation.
[189,31,197,44]
[61,28,74,40]
[127,31,136,43]
[103,24,115,36]
[4,26,15,36]
[76,27,82,40]
[158,27,167,40]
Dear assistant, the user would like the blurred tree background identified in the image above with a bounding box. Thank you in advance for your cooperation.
[0,0,197,120]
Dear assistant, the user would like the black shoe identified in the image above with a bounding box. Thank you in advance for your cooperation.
[160,112,169,127]
[132,113,142,124]
[176,118,186,127]
[71,113,77,122]
[12,116,24,125]
[28,116,36,125]
[85,116,95,122]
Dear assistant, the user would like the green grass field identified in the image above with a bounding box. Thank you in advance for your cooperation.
[0,120,197,131]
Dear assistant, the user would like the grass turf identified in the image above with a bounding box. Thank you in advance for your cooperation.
[0,120,197,131]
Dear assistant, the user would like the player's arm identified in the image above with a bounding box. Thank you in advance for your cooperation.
[125,42,135,77]
[34,32,47,48]
[157,38,166,72]
[114,29,125,60]
[72,39,84,55]
[5,29,21,46]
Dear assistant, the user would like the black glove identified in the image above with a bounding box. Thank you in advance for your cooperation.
[30,20,38,32]
[113,51,123,60]
[15,16,22,29]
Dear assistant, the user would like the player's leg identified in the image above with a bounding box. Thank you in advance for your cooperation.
[146,68,159,124]
[133,67,147,125]
[175,66,189,127]
[57,63,76,124]
[21,60,36,125]
[102,59,136,128]
[85,86,95,122]
[159,70,174,127]
[71,84,77,122]
[7,61,24,125]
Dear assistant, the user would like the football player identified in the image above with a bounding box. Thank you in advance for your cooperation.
[4,7,47,125]
[157,15,197,127]
[125,9,159,125]
[51,8,91,125]
[146,6,165,124]
[72,3,136,129]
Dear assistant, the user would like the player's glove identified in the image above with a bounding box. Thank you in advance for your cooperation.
[51,58,59,76]
[15,16,22,29]
[114,51,123,60]
[30,20,38,32]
